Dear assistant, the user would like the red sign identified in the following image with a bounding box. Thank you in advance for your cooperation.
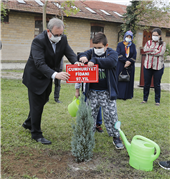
[66,64,98,83]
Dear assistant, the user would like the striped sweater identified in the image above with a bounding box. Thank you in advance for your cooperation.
[143,40,166,70]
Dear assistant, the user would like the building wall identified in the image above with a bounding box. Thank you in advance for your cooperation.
[162,29,170,45]
[1,12,35,61]
[1,11,169,63]
[64,18,120,56]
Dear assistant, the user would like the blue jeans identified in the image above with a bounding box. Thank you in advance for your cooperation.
[84,93,102,125]
[143,67,164,103]
[96,107,102,125]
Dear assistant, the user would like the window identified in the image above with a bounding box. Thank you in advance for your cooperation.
[35,0,44,6]
[91,26,104,39]
[113,11,123,17]
[35,20,48,37]
[85,7,96,14]
[17,0,26,4]
[90,25,104,47]
[1,14,9,23]
[100,9,111,16]
[166,30,170,37]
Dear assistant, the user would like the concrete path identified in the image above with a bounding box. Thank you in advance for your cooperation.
[1,62,170,91]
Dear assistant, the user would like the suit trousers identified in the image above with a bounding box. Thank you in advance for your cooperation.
[54,78,61,100]
[143,67,164,103]
[24,83,52,139]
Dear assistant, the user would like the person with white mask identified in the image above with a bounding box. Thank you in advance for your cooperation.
[116,31,137,100]
[78,32,124,150]
[141,28,166,106]
[22,18,83,144]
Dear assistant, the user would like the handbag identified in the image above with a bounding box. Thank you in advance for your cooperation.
[118,69,130,82]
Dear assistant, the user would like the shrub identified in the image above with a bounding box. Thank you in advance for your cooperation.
[71,94,95,163]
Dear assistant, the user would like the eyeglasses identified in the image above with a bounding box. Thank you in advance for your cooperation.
[50,30,63,37]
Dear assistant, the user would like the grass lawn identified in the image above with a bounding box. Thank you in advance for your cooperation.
[135,67,170,83]
[1,66,170,83]
[1,78,170,178]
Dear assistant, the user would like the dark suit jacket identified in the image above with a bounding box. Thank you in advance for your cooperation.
[22,30,77,95]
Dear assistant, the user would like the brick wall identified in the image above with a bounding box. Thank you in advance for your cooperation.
[63,17,120,62]
[1,12,35,61]
[1,11,169,63]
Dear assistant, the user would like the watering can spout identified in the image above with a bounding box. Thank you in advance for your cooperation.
[119,129,131,155]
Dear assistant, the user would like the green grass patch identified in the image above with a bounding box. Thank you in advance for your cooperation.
[1,69,24,73]
[135,67,170,83]
[1,78,170,178]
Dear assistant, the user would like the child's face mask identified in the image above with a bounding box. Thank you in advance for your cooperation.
[94,47,105,56]
[93,42,108,56]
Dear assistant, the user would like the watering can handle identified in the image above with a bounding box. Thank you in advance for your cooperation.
[73,96,80,101]
[133,135,160,161]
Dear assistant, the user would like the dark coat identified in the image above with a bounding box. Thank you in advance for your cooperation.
[78,47,118,100]
[22,30,77,95]
[116,41,137,99]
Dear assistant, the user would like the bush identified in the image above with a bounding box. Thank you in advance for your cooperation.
[71,94,95,163]
[164,43,170,61]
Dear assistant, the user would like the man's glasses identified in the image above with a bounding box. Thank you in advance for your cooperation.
[50,30,63,37]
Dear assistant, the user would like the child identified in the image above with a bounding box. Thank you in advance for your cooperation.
[75,83,103,133]
[77,32,124,149]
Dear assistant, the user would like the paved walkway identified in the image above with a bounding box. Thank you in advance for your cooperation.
[1,63,170,91]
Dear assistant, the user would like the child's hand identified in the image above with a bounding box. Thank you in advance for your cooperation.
[75,89,80,98]
[88,61,94,67]
[79,56,88,63]
[124,61,131,68]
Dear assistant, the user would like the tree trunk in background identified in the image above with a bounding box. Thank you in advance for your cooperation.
[43,0,48,31]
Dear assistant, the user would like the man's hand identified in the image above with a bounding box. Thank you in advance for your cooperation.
[75,89,80,98]
[79,56,88,63]
[124,61,131,68]
[55,72,70,81]
[88,61,94,67]
[75,62,84,66]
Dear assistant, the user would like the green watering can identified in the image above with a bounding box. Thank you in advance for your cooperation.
[115,121,160,171]
[68,96,80,117]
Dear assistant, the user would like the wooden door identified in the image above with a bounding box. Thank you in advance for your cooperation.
[143,30,152,47]
[139,30,154,87]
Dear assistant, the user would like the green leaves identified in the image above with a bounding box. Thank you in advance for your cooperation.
[120,0,170,38]
[71,94,95,162]
[1,2,9,22]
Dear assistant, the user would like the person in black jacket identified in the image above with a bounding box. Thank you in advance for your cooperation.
[54,58,63,103]
[22,18,82,144]
[78,32,124,149]
[0,40,2,50]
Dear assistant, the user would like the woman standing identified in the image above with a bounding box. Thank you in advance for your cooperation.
[141,28,166,106]
[116,31,137,100]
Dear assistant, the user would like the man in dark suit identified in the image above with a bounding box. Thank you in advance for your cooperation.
[0,40,2,50]
[54,58,63,103]
[22,18,82,144]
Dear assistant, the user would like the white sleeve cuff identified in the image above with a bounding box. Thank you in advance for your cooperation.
[51,72,58,80]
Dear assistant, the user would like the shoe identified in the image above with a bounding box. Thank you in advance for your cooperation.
[113,137,124,149]
[158,161,170,170]
[22,122,31,130]
[155,103,160,106]
[55,99,61,103]
[141,101,147,104]
[33,137,52,145]
[96,124,104,133]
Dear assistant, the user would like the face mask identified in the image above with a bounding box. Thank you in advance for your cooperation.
[152,35,159,41]
[125,37,131,42]
[50,35,62,43]
[94,47,105,56]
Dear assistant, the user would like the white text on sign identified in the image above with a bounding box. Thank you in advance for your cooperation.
[68,67,97,71]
